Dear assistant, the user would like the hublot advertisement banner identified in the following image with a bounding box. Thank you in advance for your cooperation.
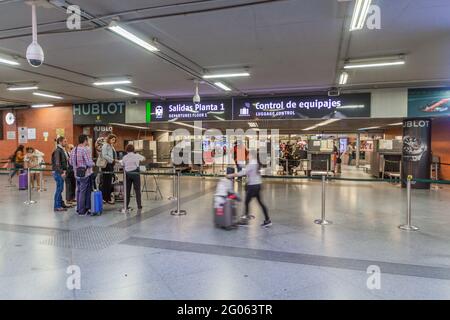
[149,99,233,122]
[73,102,126,125]
[233,93,371,120]
[402,118,432,189]
[408,88,450,118]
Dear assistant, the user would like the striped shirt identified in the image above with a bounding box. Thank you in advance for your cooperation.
[70,145,94,176]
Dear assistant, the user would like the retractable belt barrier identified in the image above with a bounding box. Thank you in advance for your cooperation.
[2,166,450,231]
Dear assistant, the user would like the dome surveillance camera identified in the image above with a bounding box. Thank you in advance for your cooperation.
[26,42,44,67]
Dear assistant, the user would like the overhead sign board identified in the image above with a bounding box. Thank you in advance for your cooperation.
[408,88,450,118]
[233,93,371,120]
[148,99,232,122]
[73,102,126,125]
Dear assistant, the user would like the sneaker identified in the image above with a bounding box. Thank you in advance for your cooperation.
[261,220,272,228]
[54,208,67,212]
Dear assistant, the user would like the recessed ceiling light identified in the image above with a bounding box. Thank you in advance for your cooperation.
[33,92,63,100]
[31,103,54,108]
[350,0,372,31]
[339,71,348,85]
[114,88,139,96]
[8,86,39,91]
[0,56,20,66]
[108,21,159,52]
[93,79,132,86]
[203,72,250,79]
[358,126,380,130]
[303,119,340,131]
[344,56,405,69]
[214,82,232,92]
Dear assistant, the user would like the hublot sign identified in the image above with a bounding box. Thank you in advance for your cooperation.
[73,102,125,125]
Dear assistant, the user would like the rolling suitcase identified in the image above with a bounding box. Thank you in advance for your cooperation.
[113,181,124,202]
[90,190,103,215]
[214,197,237,230]
[19,171,28,190]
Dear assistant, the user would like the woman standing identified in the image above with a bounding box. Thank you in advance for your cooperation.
[8,145,25,184]
[121,144,145,211]
[101,134,117,204]
[24,147,44,190]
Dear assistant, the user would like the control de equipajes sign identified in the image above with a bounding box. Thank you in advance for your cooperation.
[234,93,371,120]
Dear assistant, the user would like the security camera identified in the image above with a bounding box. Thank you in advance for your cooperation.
[193,81,201,103]
[26,42,44,67]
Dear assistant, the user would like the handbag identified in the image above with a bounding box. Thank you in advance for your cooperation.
[96,154,107,169]
[75,147,87,178]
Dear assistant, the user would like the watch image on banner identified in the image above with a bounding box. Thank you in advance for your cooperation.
[233,93,371,120]
[147,99,232,122]
[408,88,450,117]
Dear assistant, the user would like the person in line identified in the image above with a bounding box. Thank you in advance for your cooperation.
[24,147,44,190]
[51,137,68,212]
[346,143,354,166]
[70,134,95,216]
[101,134,117,205]
[121,144,145,212]
[65,144,76,205]
[227,152,272,228]
[8,145,25,184]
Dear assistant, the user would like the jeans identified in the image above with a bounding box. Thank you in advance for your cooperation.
[126,170,142,209]
[76,175,92,215]
[53,172,64,209]
[9,163,24,179]
[244,184,270,221]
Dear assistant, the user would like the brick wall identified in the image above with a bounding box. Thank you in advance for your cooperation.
[0,106,74,164]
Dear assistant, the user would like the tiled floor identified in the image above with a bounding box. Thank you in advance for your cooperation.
[0,167,449,300]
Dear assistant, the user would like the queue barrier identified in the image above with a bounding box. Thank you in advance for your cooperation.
[2,166,450,231]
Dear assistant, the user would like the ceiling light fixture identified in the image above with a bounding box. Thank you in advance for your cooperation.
[303,119,340,131]
[203,72,250,79]
[114,88,139,96]
[214,82,232,92]
[358,126,381,131]
[339,71,349,85]
[7,86,39,91]
[93,79,132,86]
[248,122,259,128]
[0,55,20,66]
[33,92,63,100]
[388,122,403,126]
[350,0,372,31]
[31,103,54,108]
[108,21,159,52]
[175,122,206,131]
[344,56,405,69]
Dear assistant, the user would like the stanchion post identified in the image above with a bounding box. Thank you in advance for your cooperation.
[168,167,177,200]
[38,166,47,192]
[120,170,128,214]
[399,175,419,231]
[24,168,37,205]
[170,171,187,216]
[432,163,440,191]
[314,175,332,225]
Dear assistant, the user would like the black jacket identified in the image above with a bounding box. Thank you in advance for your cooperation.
[52,146,68,174]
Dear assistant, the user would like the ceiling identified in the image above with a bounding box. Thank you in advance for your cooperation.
[1,0,450,106]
